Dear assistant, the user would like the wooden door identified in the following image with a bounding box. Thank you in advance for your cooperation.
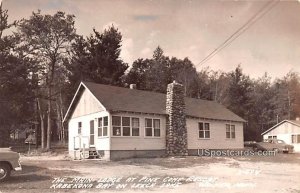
[90,120,95,146]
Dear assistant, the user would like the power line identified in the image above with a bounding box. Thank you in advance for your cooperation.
[196,0,279,67]
[197,0,278,67]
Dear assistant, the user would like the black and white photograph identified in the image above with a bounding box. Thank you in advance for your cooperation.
[0,0,300,192]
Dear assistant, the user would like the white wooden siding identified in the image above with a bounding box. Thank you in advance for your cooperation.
[187,118,244,149]
[263,122,300,152]
[110,112,166,150]
[71,88,105,119]
[263,122,300,135]
[68,111,110,152]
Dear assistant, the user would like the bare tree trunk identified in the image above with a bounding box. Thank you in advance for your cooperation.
[35,119,38,149]
[56,101,62,141]
[34,98,38,149]
[46,87,52,150]
[61,120,65,143]
[40,117,45,148]
[37,98,45,149]
[288,90,291,120]
[60,92,65,143]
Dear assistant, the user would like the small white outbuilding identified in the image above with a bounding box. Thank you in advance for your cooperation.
[262,120,300,153]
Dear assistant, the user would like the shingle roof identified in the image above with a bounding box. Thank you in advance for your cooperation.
[79,81,245,122]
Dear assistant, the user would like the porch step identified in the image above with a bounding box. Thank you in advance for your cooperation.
[74,148,101,160]
[88,150,100,159]
[74,149,89,160]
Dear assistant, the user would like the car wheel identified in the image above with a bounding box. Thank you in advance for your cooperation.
[0,163,11,182]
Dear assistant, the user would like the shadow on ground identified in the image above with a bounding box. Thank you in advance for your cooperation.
[114,153,300,168]
[234,152,300,163]
[0,164,80,190]
[115,156,227,168]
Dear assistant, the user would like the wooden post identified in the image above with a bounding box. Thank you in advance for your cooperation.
[28,142,31,155]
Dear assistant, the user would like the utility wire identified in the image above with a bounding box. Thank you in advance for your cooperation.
[196,0,279,67]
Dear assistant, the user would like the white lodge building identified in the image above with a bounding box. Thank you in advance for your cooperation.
[262,120,300,152]
[64,81,246,160]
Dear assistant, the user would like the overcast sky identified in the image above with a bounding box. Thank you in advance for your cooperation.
[2,0,300,79]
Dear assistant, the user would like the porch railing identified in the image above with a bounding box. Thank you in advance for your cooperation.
[73,135,90,160]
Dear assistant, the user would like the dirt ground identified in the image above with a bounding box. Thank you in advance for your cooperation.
[0,153,300,193]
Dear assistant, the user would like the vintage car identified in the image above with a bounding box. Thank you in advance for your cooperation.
[245,139,294,153]
[0,148,22,182]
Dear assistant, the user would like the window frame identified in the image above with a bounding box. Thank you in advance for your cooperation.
[268,135,277,139]
[226,124,236,139]
[97,116,108,138]
[112,116,122,136]
[198,122,210,139]
[98,117,103,137]
[112,115,140,137]
[131,117,140,136]
[103,116,108,136]
[144,118,161,138]
[291,134,300,144]
[153,119,161,137]
[122,116,131,136]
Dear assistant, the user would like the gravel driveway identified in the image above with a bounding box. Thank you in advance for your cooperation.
[0,153,300,193]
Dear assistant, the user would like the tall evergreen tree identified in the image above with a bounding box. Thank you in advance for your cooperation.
[0,4,36,146]
[125,47,199,95]
[66,26,128,95]
[17,10,77,149]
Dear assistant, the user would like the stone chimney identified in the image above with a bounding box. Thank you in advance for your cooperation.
[166,81,188,156]
[129,84,137,89]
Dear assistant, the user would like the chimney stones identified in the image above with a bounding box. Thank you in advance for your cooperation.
[166,81,188,156]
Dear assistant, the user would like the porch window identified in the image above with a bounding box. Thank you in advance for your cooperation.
[292,134,300,143]
[199,122,210,139]
[97,116,108,137]
[98,118,102,137]
[145,118,160,137]
[226,124,235,139]
[103,116,108,136]
[78,122,82,135]
[112,116,121,136]
[112,116,140,137]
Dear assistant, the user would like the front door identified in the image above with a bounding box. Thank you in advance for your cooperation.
[90,120,95,146]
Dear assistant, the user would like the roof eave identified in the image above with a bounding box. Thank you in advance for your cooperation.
[186,115,246,123]
[109,111,246,123]
[63,82,85,122]
[261,120,300,135]
[63,81,108,123]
